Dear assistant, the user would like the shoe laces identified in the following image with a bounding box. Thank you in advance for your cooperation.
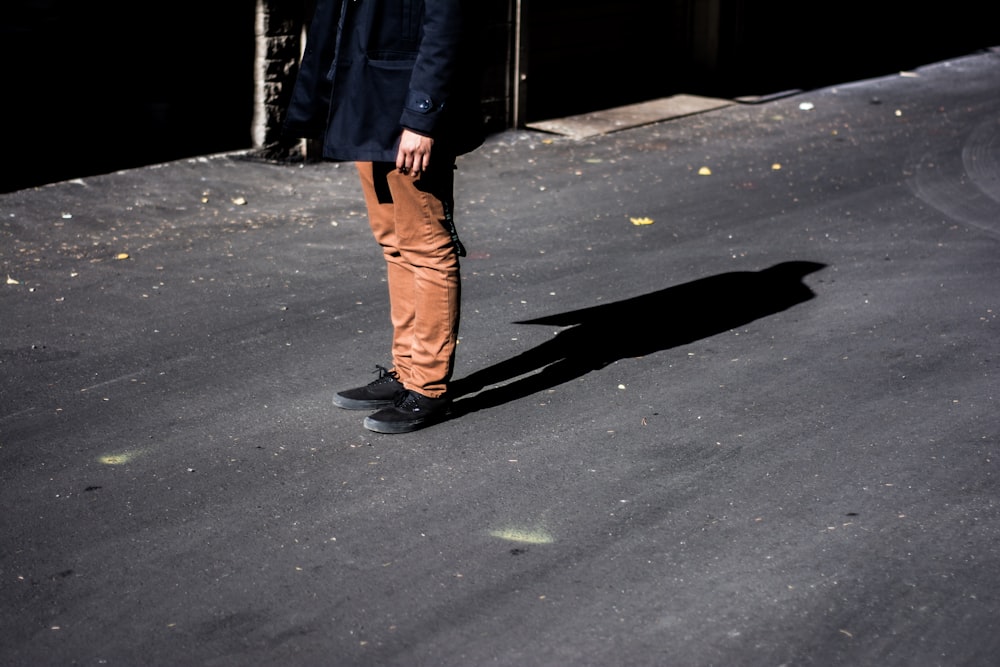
[393,390,421,410]
[369,365,400,386]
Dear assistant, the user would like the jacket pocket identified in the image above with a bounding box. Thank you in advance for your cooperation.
[358,54,415,120]
[327,55,416,155]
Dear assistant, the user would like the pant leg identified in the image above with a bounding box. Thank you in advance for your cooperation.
[356,161,416,383]
[355,161,461,398]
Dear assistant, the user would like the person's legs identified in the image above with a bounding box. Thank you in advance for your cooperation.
[382,163,460,398]
[346,160,462,432]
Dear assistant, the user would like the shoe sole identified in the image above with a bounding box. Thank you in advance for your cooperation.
[332,395,397,410]
[362,411,448,434]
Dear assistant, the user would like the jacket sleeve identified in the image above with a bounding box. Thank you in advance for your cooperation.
[399,0,468,138]
[283,0,342,139]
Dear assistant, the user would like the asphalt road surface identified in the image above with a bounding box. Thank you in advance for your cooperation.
[2,49,999,666]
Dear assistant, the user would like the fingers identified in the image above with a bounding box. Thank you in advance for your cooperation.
[396,146,430,174]
[396,130,434,174]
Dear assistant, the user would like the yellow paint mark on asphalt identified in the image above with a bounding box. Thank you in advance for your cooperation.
[98,450,143,465]
[488,527,554,544]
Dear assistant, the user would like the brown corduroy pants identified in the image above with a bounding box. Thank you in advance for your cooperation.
[355,161,461,399]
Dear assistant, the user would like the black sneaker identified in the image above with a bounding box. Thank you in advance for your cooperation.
[332,365,404,410]
[363,390,451,434]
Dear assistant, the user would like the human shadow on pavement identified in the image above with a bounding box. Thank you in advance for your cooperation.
[449,261,826,416]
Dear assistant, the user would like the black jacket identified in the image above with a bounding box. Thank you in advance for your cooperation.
[283,0,485,162]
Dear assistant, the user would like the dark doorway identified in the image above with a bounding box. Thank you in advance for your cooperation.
[2,1,255,193]
[519,0,1000,123]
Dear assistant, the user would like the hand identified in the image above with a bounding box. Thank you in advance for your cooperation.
[396,129,434,174]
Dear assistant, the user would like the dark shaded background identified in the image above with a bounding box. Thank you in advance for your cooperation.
[1,1,256,193]
[2,0,998,193]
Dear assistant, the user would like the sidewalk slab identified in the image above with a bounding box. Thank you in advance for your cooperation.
[526,94,733,138]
